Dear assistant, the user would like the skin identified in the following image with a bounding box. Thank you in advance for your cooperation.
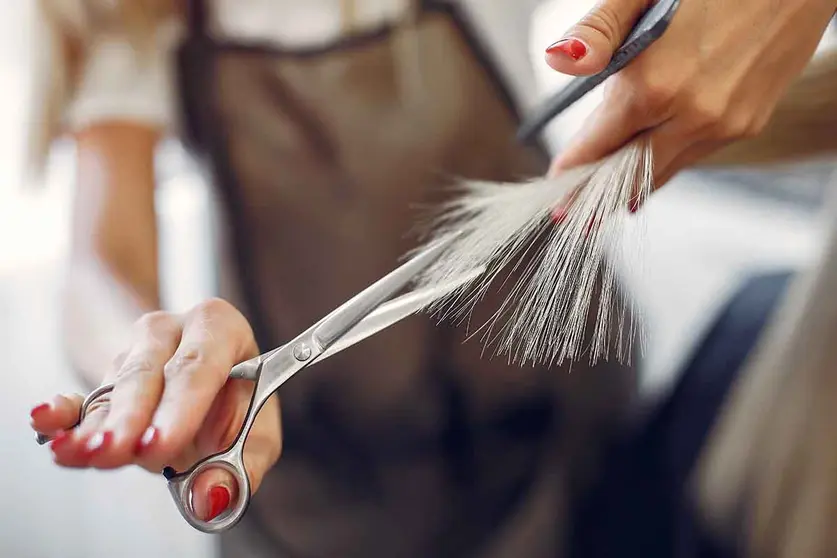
[30,124,281,520]
[29,0,837,522]
[548,0,837,190]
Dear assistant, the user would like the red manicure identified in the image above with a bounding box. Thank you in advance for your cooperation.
[207,486,231,521]
[135,426,158,454]
[30,403,51,420]
[546,38,588,61]
[49,431,72,452]
[84,431,113,456]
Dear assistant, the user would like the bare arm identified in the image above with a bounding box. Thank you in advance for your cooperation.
[62,122,162,388]
[37,126,281,523]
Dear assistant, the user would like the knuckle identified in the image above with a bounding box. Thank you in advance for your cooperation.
[686,94,728,134]
[190,297,257,353]
[135,311,178,336]
[163,344,214,379]
[114,354,157,383]
[643,81,677,108]
[715,111,764,142]
[624,78,678,117]
[741,114,768,139]
[193,297,235,320]
[719,119,750,141]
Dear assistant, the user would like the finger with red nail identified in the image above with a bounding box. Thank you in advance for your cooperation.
[544,0,836,191]
[30,394,85,439]
[28,298,283,520]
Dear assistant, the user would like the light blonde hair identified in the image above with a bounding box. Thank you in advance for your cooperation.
[695,46,837,558]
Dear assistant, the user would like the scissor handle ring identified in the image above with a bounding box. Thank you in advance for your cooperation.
[162,443,252,534]
[35,383,116,445]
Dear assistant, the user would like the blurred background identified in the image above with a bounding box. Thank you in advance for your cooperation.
[0,2,219,557]
[1,1,834,557]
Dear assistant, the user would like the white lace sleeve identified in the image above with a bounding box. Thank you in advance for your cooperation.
[65,20,183,132]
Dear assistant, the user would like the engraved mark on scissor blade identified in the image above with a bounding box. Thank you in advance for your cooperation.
[312,232,462,349]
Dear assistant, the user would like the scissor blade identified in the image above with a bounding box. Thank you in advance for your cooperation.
[231,267,483,382]
[318,266,484,362]
[312,232,460,349]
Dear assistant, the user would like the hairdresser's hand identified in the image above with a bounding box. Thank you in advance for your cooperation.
[547,0,836,192]
[29,299,281,522]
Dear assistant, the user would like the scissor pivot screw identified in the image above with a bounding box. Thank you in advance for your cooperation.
[292,343,312,362]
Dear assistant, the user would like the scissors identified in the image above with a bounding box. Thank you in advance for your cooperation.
[517,0,681,143]
[36,233,483,534]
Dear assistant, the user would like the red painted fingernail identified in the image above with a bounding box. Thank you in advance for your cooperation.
[135,426,158,454]
[85,431,113,455]
[49,431,72,452]
[30,403,51,420]
[629,198,641,213]
[207,486,231,521]
[546,38,588,61]
[551,207,568,225]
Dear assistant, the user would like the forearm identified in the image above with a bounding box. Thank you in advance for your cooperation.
[64,122,162,388]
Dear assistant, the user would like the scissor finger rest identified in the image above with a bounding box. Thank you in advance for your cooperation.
[35,383,116,445]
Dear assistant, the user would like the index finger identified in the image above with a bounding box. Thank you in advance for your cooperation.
[146,299,259,464]
[549,83,662,174]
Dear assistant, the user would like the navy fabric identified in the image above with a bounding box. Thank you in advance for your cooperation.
[568,271,794,558]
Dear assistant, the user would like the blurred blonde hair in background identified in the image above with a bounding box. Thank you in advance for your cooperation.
[695,46,837,558]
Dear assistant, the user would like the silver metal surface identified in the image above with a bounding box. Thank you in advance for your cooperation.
[34,383,116,445]
[312,234,458,348]
[292,343,312,362]
[162,234,472,534]
[164,439,250,533]
[226,266,484,381]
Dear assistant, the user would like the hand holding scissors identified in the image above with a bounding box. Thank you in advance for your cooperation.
[31,234,481,534]
[526,0,833,191]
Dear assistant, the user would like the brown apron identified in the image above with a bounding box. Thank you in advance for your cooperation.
[175,1,639,556]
